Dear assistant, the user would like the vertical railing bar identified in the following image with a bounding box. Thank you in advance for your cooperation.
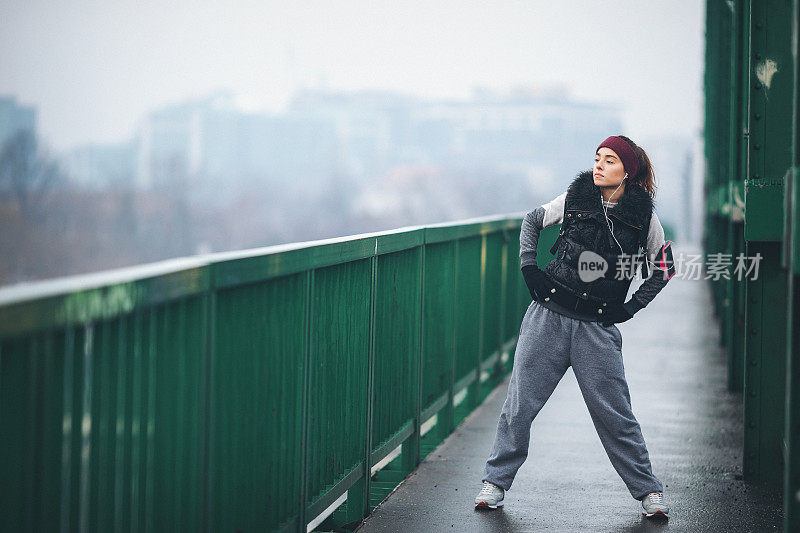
[113,317,127,533]
[41,332,57,528]
[201,287,216,532]
[78,323,94,533]
[175,299,187,524]
[94,318,110,532]
[60,326,75,533]
[130,312,143,532]
[25,337,38,530]
[88,322,100,531]
[298,269,314,532]
[144,310,157,533]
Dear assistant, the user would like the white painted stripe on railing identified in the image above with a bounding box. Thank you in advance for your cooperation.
[306,491,348,532]
[420,413,438,437]
[370,443,403,476]
[453,387,468,407]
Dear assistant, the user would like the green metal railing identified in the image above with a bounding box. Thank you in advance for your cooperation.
[0,214,538,532]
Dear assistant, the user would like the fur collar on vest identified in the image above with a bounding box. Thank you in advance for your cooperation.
[567,169,653,229]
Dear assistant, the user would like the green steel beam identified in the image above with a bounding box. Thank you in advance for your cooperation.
[742,0,792,486]
[785,1,800,530]
[786,265,800,532]
[731,0,748,391]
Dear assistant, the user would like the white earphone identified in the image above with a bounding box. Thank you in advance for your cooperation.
[602,173,628,254]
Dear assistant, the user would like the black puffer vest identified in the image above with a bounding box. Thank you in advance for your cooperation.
[545,169,654,305]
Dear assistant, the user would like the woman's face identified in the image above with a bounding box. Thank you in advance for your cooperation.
[593,147,627,187]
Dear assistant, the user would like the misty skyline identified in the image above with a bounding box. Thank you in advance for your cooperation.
[1,1,704,153]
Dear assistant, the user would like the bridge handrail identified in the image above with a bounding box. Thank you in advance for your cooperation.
[0,212,524,337]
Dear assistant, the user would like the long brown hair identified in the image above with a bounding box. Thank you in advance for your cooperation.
[617,135,657,199]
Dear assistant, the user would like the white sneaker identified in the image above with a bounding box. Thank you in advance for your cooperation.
[475,481,504,509]
[641,492,670,518]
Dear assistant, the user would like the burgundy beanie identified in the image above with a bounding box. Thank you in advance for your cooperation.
[597,136,639,178]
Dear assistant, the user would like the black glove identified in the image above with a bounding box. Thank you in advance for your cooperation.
[521,264,556,302]
[601,301,636,326]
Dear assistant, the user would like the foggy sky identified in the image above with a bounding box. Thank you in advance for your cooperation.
[0,1,704,152]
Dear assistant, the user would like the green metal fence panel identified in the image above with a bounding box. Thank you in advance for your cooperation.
[371,248,421,450]
[152,298,206,531]
[453,235,483,422]
[306,260,372,508]
[481,232,504,363]
[0,297,210,532]
[421,241,456,412]
[211,277,305,530]
[420,241,457,455]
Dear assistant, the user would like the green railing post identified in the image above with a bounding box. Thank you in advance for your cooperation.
[786,236,800,532]
[786,1,800,525]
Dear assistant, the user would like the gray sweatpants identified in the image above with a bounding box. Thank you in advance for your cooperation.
[482,300,663,501]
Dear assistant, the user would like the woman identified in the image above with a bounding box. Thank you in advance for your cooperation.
[474,135,675,519]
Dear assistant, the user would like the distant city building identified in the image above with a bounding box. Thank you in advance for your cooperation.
[289,90,417,181]
[63,139,138,189]
[136,91,338,195]
[0,95,37,147]
[136,96,206,189]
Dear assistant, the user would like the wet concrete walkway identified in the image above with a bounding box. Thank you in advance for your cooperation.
[356,246,783,532]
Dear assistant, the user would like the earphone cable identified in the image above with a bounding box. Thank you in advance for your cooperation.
[602,176,626,255]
